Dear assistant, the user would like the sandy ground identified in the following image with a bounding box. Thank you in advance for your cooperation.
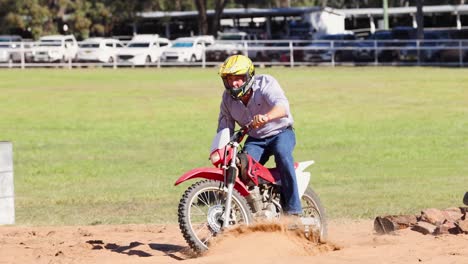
[1,219,468,264]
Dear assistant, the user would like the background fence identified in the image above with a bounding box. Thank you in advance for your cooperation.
[1,39,467,69]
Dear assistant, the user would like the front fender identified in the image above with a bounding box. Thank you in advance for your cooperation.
[174,167,250,197]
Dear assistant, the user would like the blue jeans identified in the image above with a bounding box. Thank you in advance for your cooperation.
[243,127,302,215]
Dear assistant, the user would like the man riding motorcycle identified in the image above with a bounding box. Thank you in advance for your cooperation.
[217,54,302,216]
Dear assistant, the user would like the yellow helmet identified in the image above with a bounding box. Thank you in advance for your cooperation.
[218,55,255,99]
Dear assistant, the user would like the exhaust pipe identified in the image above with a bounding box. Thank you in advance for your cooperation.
[464,192,468,206]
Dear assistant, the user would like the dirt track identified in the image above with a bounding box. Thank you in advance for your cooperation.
[1,219,468,264]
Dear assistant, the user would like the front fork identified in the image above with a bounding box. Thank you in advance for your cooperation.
[222,142,239,228]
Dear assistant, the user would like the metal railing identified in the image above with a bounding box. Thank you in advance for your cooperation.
[0,39,467,69]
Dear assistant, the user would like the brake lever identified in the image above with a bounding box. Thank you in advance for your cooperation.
[231,124,252,143]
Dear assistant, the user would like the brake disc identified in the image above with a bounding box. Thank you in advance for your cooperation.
[207,204,224,233]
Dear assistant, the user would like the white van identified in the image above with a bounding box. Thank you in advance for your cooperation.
[205,31,259,61]
[77,38,125,63]
[0,35,23,62]
[117,34,170,65]
[161,36,214,62]
[32,35,78,62]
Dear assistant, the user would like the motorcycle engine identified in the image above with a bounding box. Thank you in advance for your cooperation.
[246,185,281,220]
[237,153,281,220]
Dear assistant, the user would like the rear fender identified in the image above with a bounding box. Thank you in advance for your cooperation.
[174,167,250,197]
[296,160,315,197]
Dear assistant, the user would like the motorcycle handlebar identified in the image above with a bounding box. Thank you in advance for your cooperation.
[230,124,252,143]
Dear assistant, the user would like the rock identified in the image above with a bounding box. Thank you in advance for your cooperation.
[443,208,464,222]
[390,215,418,228]
[421,208,445,225]
[420,208,445,225]
[459,207,468,216]
[434,221,458,235]
[456,219,468,233]
[420,208,463,225]
[376,206,468,236]
[411,221,437,235]
[433,225,449,235]
[374,215,417,234]
[374,216,397,234]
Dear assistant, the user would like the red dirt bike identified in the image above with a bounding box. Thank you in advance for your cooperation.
[174,125,327,252]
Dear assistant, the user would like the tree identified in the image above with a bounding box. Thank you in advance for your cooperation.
[163,0,194,11]
[105,0,170,35]
[212,0,228,37]
[12,0,52,39]
[0,0,20,34]
[87,1,113,36]
[194,0,229,36]
[70,0,92,39]
[194,0,209,35]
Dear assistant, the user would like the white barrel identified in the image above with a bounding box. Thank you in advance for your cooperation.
[0,142,14,224]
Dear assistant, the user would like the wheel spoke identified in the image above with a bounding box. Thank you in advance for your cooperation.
[191,203,207,216]
[193,222,210,234]
[194,225,214,245]
[201,230,215,244]
[198,192,211,207]
[212,190,224,205]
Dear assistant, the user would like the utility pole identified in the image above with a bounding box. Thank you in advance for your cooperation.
[383,0,389,30]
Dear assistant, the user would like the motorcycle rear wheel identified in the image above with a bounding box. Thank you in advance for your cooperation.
[178,180,253,252]
[301,187,328,241]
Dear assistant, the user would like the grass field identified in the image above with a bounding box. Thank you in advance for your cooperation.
[0,67,467,225]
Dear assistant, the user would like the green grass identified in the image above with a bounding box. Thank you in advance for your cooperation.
[0,67,467,225]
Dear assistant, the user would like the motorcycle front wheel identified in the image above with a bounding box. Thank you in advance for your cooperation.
[178,180,253,252]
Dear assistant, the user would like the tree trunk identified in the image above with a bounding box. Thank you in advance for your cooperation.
[211,0,228,37]
[416,0,424,39]
[175,0,182,11]
[194,0,208,35]
[278,0,290,8]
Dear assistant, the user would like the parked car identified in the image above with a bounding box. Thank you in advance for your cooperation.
[354,29,454,63]
[76,38,125,63]
[387,27,420,62]
[439,40,468,63]
[258,41,305,63]
[117,34,170,65]
[303,33,356,62]
[353,30,398,62]
[438,29,468,63]
[205,31,258,62]
[31,35,78,62]
[23,42,35,62]
[161,35,214,63]
[355,27,413,63]
[0,35,23,63]
[399,31,452,62]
